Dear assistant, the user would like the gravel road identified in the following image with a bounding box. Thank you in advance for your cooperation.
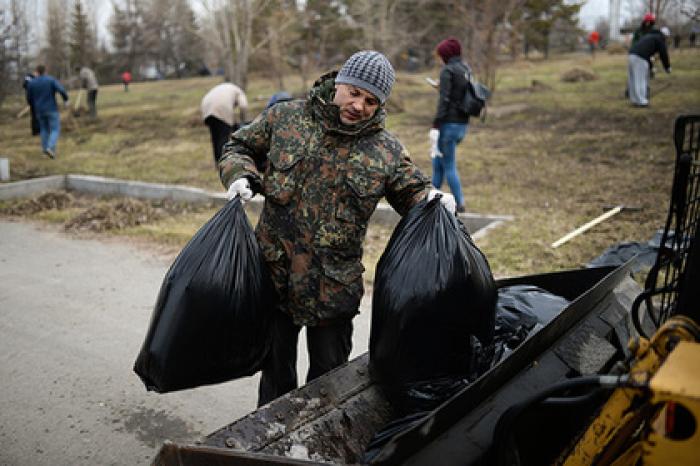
[0,220,371,465]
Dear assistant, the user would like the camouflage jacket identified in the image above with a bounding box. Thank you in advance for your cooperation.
[219,72,429,326]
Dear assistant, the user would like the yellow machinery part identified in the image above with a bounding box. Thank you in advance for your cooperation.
[561,316,700,466]
[643,341,700,465]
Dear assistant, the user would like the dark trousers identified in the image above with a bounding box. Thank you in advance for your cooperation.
[257,311,353,407]
[204,116,233,165]
[87,89,98,118]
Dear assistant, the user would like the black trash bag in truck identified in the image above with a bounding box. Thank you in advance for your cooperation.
[133,198,276,393]
[468,285,571,378]
[369,197,497,415]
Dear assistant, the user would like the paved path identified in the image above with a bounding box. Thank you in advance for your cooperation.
[0,220,371,465]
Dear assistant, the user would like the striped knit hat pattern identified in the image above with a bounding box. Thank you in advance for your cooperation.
[335,50,395,103]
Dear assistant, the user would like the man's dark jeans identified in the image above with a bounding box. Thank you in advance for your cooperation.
[257,311,353,407]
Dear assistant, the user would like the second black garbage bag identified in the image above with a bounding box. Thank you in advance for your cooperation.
[369,197,497,413]
[134,197,276,393]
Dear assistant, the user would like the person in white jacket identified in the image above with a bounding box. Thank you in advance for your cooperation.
[201,82,249,164]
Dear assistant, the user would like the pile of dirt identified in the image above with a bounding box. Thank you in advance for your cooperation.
[0,191,77,215]
[64,198,162,232]
[1,190,216,233]
[561,67,598,82]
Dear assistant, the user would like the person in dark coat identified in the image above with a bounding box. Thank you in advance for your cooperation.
[628,27,671,107]
[26,65,69,159]
[631,12,656,48]
[430,37,471,213]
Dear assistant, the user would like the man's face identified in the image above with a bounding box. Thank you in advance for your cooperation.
[333,84,380,125]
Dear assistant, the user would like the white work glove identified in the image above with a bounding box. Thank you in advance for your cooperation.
[226,178,253,202]
[665,66,672,74]
[426,189,456,215]
[429,128,441,159]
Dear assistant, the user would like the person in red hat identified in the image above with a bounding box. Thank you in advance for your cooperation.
[429,37,471,213]
[632,13,656,48]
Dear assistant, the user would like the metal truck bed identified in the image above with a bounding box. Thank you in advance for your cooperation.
[153,261,645,465]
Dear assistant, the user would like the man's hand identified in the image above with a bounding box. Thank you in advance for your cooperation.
[426,189,456,215]
[63,100,70,110]
[226,178,253,202]
[665,66,672,74]
[429,128,441,159]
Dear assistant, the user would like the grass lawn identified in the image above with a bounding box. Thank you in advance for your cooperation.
[2,49,699,280]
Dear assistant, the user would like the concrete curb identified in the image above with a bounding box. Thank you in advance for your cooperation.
[1,174,512,235]
[0,175,66,199]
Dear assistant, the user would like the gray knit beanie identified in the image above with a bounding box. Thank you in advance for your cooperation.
[335,50,395,104]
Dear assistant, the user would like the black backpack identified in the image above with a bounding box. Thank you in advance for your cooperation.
[460,65,491,118]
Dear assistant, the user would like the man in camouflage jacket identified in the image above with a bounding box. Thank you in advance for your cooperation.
[219,50,457,406]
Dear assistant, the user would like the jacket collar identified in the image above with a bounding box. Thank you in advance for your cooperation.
[307,71,386,137]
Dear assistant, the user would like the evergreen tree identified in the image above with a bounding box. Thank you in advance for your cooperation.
[69,0,96,68]
[518,0,581,58]
[109,0,147,75]
[143,0,202,78]
[43,0,69,79]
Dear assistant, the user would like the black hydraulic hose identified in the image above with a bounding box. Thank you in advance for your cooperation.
[541,387,606,407]
[631,289,655,339]
[491,375,634,466]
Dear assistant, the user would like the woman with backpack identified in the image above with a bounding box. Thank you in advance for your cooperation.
[430,37,470,214]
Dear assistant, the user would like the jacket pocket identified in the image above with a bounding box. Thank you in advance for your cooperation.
[263,151,305,205]
[336,174,384,225]
[318,257,365,319]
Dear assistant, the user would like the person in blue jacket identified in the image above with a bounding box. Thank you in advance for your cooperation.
[26,65,69,159]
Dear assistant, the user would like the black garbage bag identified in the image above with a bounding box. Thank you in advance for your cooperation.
[586,229,676,271]
[470,285,571,376]
[370,197,497,414]
[364,282,571,463]
[361,411,428,464]
[133,198,276,393]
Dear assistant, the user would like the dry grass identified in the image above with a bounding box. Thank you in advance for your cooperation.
[2,50,700,280]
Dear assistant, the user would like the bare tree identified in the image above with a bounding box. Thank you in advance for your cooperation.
[454,0,526,90]
[0,4,13,107]
[347,0,437,61]
[198,0,273,88]
[671,0,700,21]
[630,0,681,22]
[0,0,31,107]
[7,0,30,73]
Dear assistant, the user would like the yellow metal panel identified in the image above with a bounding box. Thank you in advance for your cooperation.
[561,317,700,465]
[649,341,700,399]
[644,341,700,466]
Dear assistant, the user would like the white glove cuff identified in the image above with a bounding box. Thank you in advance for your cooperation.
[226,178,253,201]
